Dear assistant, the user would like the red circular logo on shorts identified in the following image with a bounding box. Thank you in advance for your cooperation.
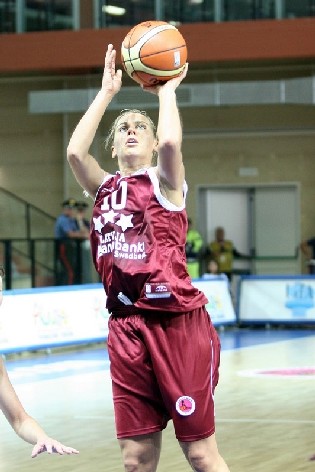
[175,396,196,416]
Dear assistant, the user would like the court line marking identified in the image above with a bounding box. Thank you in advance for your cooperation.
[71,416,315,425]
[237,366,315,379]
[217,418,315,425]
[74,415,114,420]
[221,338,315,354]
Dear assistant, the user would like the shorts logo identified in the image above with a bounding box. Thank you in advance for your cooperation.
[145,282,171,299]
[175,396,195,416]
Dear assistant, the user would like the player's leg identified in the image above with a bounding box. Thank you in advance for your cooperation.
[179,434,230,472]
[108,314,168,471]
[142,307,230,471]
[118,432,162,472]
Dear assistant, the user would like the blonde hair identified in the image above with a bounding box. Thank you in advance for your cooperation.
[104,109,158,162]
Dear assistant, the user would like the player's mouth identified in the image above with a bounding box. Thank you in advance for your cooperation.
[126,138,138,145]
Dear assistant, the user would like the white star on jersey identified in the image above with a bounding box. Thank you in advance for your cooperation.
[93,216,104,234]
[116,213,134,232]
[103,209,118,224]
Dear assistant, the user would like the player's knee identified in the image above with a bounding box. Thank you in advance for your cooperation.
[119,433,161,472]
[122,449,141,471]
[122,447,157,472]
[123,456,157,472]
[181,437,222,472]
[188,449,211,472]
[122,457,139,472]
[189,452,224,472]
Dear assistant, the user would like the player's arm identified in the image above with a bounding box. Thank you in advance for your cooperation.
[67,44,122,198]
[156,66,188,204]
[141,65,188,206]
[0,360,78,457]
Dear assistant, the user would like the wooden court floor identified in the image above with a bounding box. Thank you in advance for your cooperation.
[0,328,315,472]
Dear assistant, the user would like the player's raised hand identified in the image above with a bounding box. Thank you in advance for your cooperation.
[102,44,122,96]
[161,63,188,90]
[142,63,188,95]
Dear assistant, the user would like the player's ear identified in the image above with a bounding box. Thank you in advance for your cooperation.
[152,139,159,162]
[111,145,117,159]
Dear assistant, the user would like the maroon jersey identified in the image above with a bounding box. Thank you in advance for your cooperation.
[90,167,207,313]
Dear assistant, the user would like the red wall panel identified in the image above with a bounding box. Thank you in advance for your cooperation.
[0,19,314,74]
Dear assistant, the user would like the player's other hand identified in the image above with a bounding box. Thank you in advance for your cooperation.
[31,437,79,458]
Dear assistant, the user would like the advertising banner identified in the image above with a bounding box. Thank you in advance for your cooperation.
[0,279,235,353]
[239,275,315,323]
[0,285,108,353]
[194,278,236,325]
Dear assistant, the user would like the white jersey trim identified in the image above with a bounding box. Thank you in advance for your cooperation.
[94,168,187,212]
[147,167,187,211]
[94,173,114,202]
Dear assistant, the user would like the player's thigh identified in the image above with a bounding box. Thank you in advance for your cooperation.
[108,315,169,437]
[147,308,220,441]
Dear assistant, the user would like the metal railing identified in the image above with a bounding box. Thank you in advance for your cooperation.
[0,186,56,240]
[0,238,97,290]
[0,186,98,289]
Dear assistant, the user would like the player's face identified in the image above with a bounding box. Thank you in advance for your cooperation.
[112,112,157,162]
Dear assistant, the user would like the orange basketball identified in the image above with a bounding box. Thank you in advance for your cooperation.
[121,20,187,86]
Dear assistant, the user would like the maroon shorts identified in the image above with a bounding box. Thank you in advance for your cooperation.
[107,306,221,442]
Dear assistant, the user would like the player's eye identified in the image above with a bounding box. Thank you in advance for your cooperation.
[118,125,128,132]
[136,123,146,130]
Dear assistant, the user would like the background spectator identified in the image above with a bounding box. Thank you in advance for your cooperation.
[75,200,94,283]
[75,200,90,232]
[208,226,248,281]
[202,258,220,279]
[54,198,89,285]
[300,236,315,274]
[185,217,204,279]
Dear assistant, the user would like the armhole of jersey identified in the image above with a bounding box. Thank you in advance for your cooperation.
[94,173,114,202]
[147,167,187,211]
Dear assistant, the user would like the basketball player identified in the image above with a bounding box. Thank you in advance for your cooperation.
[0,265,79,458]
[67,43,230,472]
